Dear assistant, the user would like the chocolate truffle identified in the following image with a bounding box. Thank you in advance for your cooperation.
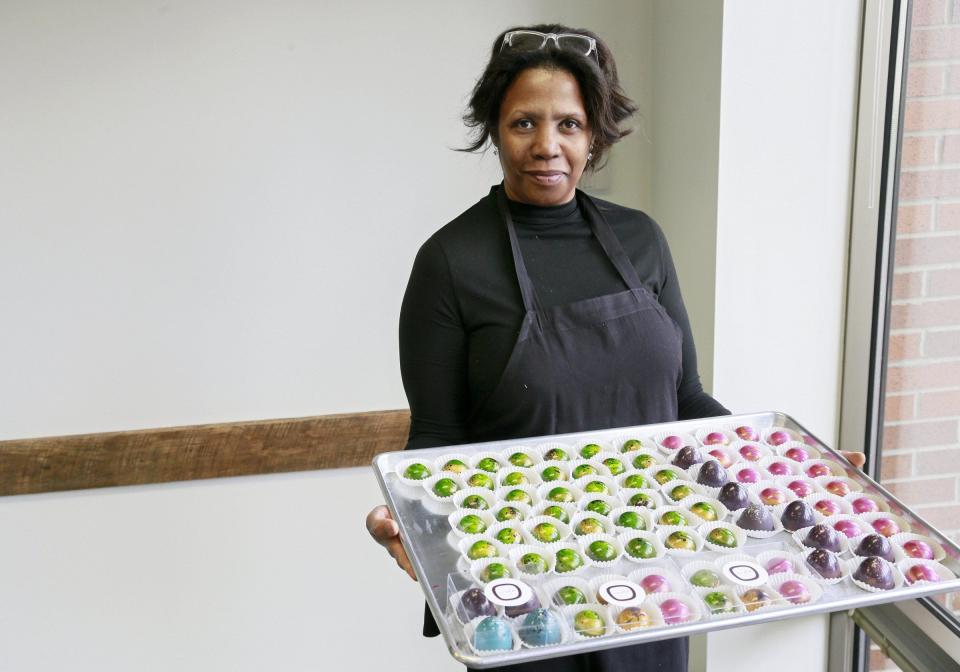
[718,483,750,511]
[495,527,522,545]
[572,464,597,479]
[853,557,895,590]
[531,522,561,543]
[661,435,684,450]
[543,448,569,462]
[554,548,584,573]
[458,587,497,622]
[659,510,687,526]
[623,473,649,489]
[833,519,863,538]
[767,430,791,446]
[736,468,760,484]
[554,585,587,605]
[640,574,670,593]
[519,609,562,646]
[433,477,460,498]
[403,463,431,480]
[621,438,644,453]
[777,580,811,605]
[467,540,499,560]
[735,425,759,441]
[703,431,728,446]
[905,564,940,584]
[659,598,691,624]
[504,593,541,618]
[766,557,792,574]
[871,517,901,538]
[706,527,738,549]
[540,466,564,482]
[616,607,653,630]
[806,549,843,579]
[672,446,703,470]
[574,609,605,637]
[665,530,698,551]
[708,449,734,468]
[586,540,617,563]
[602,457,626,476]
[580,443,602,459]
[494,505,521,521]
[759,487,787,506]
[504,489,532,505]
[852,496,880,514]
[442,458,469,473]
[690,569,722,588]
[740,588,772,612]
[739,445,763,462]
[737,504,776,532]
[519,552,549,575]
[479,562,511,582]
[547,487,574,503]
[653,469,679,485]
[825,480,851,497]
[786,480,815,498]
[542,505,570,524]
[854,534,895,562]
[625,537,657,559]
[500,471,527,487]
[575,517,605,536]
[813,499,841,517]
[508,452,534,468]
[476,457,501,473]
[704,591,735,614]
[583,480,610,495]
[697,460,729,487]
[616,511,645,530]
[468,473,496,490]
[784,447,809,462]
[632,453,657,470]
[805,463,831,478]
[902,539,935,560]
[628,492,655,508]
[462,495,490,510]
[767,460,792,476]
[668,484,695,502]
[803,524,842,552]
[473,616,513,651]
[585,499,612,516]
[781,500,816,532]
[689,501,719,522]
[458,514,488,535]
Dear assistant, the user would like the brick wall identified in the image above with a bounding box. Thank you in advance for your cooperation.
[875,1,960,668]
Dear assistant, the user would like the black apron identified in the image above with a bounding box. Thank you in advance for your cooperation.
[434,185,688,671]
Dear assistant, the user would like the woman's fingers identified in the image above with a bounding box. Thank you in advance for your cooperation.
[841,450,866,469]
[366,505,417,581]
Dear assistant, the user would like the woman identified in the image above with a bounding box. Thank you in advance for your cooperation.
[367,24,864,672]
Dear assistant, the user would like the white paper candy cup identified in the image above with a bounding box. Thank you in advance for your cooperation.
[735,584,784,613]
[488,520,529,548]
[491,501,533,523]
[628,565,687,595]
[847,556,905,593]
[695,427,738,447]
[696,585,744,617]
[805,492,853,519]
[496,467,542,489]
[612,602,666,632]
[727,463,770,486]
[569,511,616,537]
[618,470,656,491]
[763,426,801,447]
[657,526,705,557]
[681,560,729,590]
[891,532,947,562]
[509,545,557,580]
[576,533,624,569]
[613,434,656,455]
[654,505,698,528]
[537,483,584,506]
[759,455,802,478]
[423,472,467,504]
[748,480,797,508]
[733,507,784,539]
[659,479,707,505]
[767,573,823,606]
[617,530,668,564]
[800,459,846,479]
[536,442,576,463]
[470,557,519,585]
[536,460,572,485]
[394,457,436,486]
[897,558,956,586]
[573,439,614,461]
[792,524,849,555]
[471,451,508,473]
[433,452,472,475]
[577,494,621,518]
[520,516,574,547]
[550,542,593,576]
[799,548,847,585]
[618,488,665,510]
[568,459,607,481]
[844,492,891,514]
[858,511,912,538]
[449,509,497,537]
[814,475,863,497]
[501,446,542,469]
[529,501,577,525]
[572,474,619,497]
[698,521,747,553]
[679,495,730,525]
[496,484,540,508]
[543,576,593,607]
[825,514,872,539]
[776,440,822,464]
[730,439,774,463]
[610,506,656,534]
[652,432,697,454]
[754,550,808,578]
[465,615,522,655]
[649,592,703,625]
[562,604,615,640]
[453,487,498,511]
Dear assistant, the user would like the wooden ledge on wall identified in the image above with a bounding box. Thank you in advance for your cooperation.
[0,409,411,497]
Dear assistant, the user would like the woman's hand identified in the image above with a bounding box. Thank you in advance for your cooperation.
[841,451,866,470]
[366,505,417,581]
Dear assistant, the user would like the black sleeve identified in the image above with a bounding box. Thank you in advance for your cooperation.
[652,223,731,420]
[399,236,471,450]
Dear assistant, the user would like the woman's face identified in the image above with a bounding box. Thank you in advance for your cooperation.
[496,67,592,206]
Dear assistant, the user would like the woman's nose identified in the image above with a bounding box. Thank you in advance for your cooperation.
[532,127,561,159]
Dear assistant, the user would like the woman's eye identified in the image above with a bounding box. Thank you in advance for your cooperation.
[515,119,533,129]
[562,119,582,130]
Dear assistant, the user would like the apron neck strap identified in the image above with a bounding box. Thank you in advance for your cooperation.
[496,185,543,314]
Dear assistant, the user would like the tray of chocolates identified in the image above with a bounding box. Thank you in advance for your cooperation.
[372,412,960,668]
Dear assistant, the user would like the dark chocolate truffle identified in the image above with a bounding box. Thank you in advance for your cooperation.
[736,504,775,532]
[853,557,895,590]
[504,592,542,618]
[806,549,843,579]
[718,482,750,511]
[457,587,496,622]
[780,500,816,532]
[803,524,842,552]
[854,534,895,562]
[696,460,729,488]
[672,446,703,470]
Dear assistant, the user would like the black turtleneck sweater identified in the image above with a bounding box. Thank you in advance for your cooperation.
[399,189,728,450]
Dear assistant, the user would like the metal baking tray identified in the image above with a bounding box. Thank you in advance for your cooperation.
[372,412,960,668]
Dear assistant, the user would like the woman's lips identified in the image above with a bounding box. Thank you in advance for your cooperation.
[527,170,565,185]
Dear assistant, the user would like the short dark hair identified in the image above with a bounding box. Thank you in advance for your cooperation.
[461,24,638,171]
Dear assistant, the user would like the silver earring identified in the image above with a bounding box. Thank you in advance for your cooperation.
[493,148,498,156]
[587,152,593,161]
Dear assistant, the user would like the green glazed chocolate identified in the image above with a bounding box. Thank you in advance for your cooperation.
[668,484,694,501]
[574,517,605,536]
[706,527,738,548]
[585,499,612,516]
[458,514,487,535]
[554,548,584,573]
[519,552,549,575]
[495,527,522,545]
[508,452,534,468]
[574,610,605,637]
[501,471,528,487]
[632,453,657,469]
[461,494,490,510]
[467,473,495,490]
[403,463,431,480]
[442,458,468,474]
[494,505,521,521]
[572,464,597,479]
[659,510,687,526]
[467,540,498,560]
[476,457,501,473]
[554,586,587,605]
[689,501,718,522]
[540,466,564,482]
[531,522,561,543]
[704,591,735,613]
[616,511,645,530]
[623,474,648,489]
[625,537,657,559]
[654,469,678,485]
[579,443,602,459]
[542,505,570,524]
[480,563,510,582]
[433,477,460,498]
[583,480,610,494]
[586,540,617,562]
[602,458,626,476]
[543,448,569,461]
[690,569,721,588]
[665,530,697,551]
[628,492,655,508]
[504,489,532,504]
[547,487,574,503]
[621,438,644,453]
